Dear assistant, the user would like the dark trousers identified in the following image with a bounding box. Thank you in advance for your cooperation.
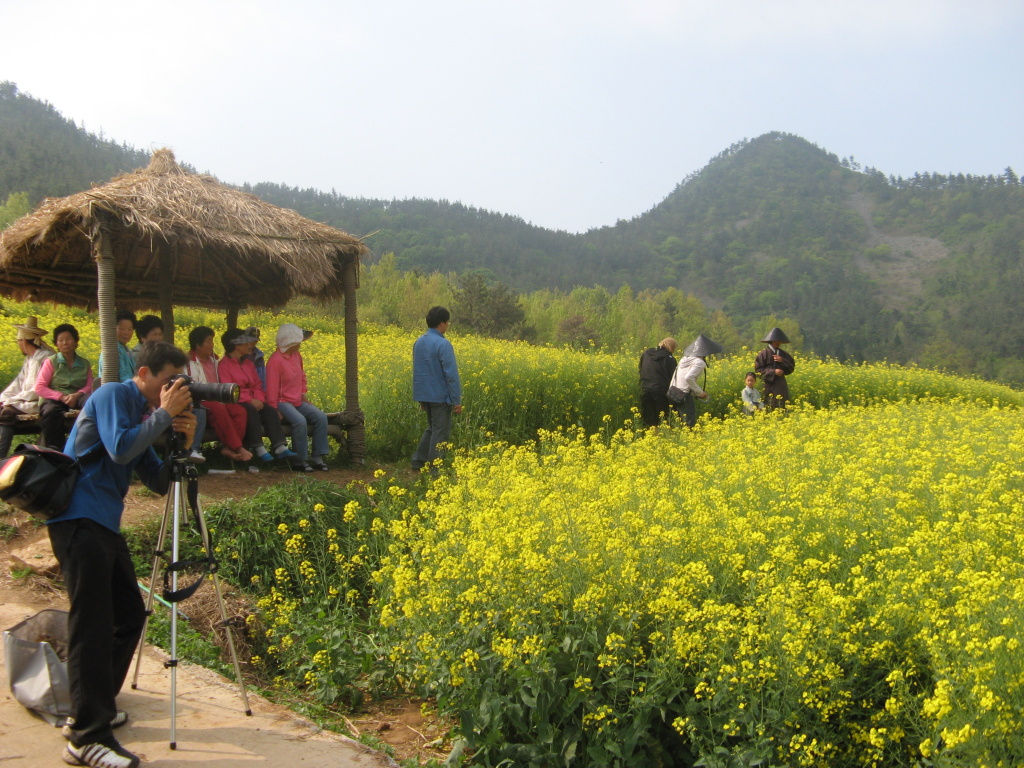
[411,402,453,469]
[240,401,287,452]
[640,391,671,427]
[677,392,697,428]
[0,403,28,426]
[0,404,28,458]
[39,398,73,450]
[48,518,145,746]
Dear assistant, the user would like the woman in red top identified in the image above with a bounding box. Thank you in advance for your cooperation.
[217,329,296,465]
[186,326,252,463]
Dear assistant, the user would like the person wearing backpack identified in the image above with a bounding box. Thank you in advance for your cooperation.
[638,337,678,428]
[46,343,196,768]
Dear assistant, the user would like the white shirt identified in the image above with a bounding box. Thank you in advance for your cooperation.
[1,346,53,414]
[669,355,707,397]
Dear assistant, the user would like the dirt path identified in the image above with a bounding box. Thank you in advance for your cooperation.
[0,463,422,767]
[1,601,397,768]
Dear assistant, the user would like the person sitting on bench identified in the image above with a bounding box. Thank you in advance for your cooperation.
[0,317,54,458]
[35,323,93,450]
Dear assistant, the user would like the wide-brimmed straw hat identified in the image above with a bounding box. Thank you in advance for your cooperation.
[12,316,48,340]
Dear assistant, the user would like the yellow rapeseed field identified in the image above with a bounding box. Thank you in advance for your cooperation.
[3,300,1023,766]
[378,402,1024,766]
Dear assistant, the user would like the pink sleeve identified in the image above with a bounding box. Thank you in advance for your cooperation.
[80,364,93,395]
[265,356,280,408]
[34,358,64,401]
[219,358,249,403]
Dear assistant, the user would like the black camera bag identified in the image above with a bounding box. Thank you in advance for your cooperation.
[0,444,84,520]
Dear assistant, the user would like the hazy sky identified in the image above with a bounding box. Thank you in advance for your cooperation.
[2,0,1021,233]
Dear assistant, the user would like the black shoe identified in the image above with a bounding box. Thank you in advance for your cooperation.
[290,461,313,473]
[308,460,329,472]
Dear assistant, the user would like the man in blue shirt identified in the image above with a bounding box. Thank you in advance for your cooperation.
[411,306,462,472]
[47,342,195,768]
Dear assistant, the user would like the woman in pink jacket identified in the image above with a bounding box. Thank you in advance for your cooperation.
[266,324,329,472]
[217,328,296,466]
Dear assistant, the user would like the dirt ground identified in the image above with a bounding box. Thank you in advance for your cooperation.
[1,460,451,766]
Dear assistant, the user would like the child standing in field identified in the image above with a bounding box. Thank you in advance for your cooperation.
[741,372,763,415]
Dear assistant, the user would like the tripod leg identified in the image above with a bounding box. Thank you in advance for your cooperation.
[169,479,183,749]
[193,493,253,716]
[131,488,175,690]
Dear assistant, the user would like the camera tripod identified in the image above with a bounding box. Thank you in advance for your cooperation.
[130,450,251,749]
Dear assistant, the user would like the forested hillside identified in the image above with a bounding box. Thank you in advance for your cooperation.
[0,82,150,204]
[246,137,1024,376]
[2,82,1023,382]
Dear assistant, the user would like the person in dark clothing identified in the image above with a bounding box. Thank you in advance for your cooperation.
[754,327,796,410]
[638,337,678,427]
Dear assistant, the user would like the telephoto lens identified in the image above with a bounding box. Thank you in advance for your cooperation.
[188,381,239,403]
[168,374,239,404]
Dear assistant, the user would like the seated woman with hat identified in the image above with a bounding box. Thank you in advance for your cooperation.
[34,323,93,450]
[266,323,330,472]
[0,317,54,458]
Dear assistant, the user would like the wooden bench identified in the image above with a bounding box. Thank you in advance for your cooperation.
[11,409,82,437]
[10,410,364,461]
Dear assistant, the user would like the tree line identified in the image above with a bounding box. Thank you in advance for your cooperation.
[3,84,1023,383]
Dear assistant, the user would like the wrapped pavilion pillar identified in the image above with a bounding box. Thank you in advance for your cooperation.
[158,245,176,346]
[92,211,119,386]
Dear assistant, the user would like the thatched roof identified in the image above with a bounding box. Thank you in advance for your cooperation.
[0,149,368,310]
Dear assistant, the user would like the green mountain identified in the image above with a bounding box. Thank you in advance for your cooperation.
[245,136,1024,377]
[0,82,150,203]
[2,82,1023,381]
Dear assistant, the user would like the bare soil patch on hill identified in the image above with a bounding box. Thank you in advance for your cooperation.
[847,191,948,310]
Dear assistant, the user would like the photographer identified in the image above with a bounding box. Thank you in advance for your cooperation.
[46,342,195,768]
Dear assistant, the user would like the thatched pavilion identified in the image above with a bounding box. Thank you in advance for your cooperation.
[0,149,370,460]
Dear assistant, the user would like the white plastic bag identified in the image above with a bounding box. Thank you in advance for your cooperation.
[3,609,71,725]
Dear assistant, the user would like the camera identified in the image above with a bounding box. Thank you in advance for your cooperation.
[167,373,239,404]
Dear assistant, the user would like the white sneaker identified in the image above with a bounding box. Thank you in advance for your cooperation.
[63,738,139,768]
[188,450,206,464]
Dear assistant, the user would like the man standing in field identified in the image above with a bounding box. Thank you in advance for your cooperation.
[411,306,462,472]
[754,327,795,410]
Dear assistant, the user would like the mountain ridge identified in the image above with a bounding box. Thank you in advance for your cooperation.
[2,82,1023,381]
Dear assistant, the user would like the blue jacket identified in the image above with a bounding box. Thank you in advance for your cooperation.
[97,342,137,383]
[246,346,267,390]
[412,328,461,405]
[47,380,172,533]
